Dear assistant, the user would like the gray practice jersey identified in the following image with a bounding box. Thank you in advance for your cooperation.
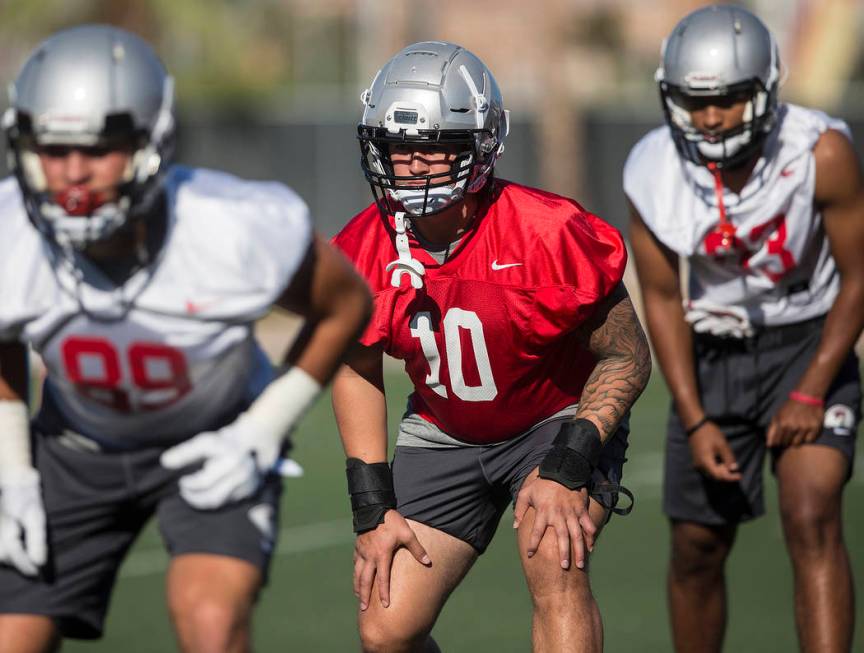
[0,165,312,448]
[624,104,851,335]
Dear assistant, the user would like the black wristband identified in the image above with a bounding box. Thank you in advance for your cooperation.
[346,458,396,534]
[538,419,603,491]
[684,416,709,438]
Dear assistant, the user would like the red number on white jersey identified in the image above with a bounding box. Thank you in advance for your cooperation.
[703,213,797,281]
[743,214,796,282]
[61,337,191,413]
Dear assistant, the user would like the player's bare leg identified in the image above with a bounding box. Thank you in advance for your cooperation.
[0,615,60,653]
[358,519,477,653]
[667,520,737,653]
[776,445,853,653]
[518,498,607,653]
[166,554,262,653]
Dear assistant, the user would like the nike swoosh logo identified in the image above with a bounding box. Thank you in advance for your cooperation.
[185,299,221,314]
[491,260,523,270]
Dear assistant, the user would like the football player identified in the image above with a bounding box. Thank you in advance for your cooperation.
[625,6,864,652]
[331,42,651,652]
[0,25,371,653]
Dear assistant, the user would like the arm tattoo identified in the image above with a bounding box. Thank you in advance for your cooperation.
[573,284,652,440]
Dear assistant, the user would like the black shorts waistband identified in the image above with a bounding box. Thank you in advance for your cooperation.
[693,315,826,352]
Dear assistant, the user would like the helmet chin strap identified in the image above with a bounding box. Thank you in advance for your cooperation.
[385,212,425,289]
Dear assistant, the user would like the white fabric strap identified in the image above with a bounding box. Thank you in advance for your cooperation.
[385,212,425,289]
[239,365,322,463]
[0,400,32,482]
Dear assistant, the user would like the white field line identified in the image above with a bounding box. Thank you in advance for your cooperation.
[118,450,863,579]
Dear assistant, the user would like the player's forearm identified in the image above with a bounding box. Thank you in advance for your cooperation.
[291,282,372,385]
[794,277,864,398]
[332,363,389,462]
[642,293,705,426]
[0,343,33,477]
[0,342,28,404]
[574,294,651,440]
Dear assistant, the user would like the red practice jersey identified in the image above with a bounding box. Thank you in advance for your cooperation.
[333,179,626,444]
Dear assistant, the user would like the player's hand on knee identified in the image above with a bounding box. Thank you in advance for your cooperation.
[689,423,742,482]
[514,471,593,571]
[160,419,278,509]
[0,467,47,576]
[766,399,823,448]
[353,509,430,611]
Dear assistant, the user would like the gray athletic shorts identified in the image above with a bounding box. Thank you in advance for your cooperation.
[392,416,630,553]
[664,316,860,526]
[0,409,283,640]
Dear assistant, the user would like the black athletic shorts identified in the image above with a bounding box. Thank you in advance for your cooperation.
[0,406,283,640]
[392,417,630,553]
[663,316,860,526]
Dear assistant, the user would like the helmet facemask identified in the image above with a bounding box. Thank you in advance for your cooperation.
[659,78,776,170]
[358,126,500,217]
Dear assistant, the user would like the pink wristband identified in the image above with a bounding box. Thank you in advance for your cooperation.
[789,391,824,408]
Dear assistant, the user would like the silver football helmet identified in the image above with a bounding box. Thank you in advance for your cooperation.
[358,41,509,217]
[3,25,175,249]
[656,5,781,169]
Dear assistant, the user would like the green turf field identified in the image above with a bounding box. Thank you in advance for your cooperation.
[63,371,863,652]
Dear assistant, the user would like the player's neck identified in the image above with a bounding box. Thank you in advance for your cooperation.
[82,196,168,283]
[717,153,760,195]
[408,194,480,247]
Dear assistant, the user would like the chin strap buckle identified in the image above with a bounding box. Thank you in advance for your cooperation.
[385,211,425,289]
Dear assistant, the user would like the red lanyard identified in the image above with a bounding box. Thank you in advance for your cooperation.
[707,162,736,250]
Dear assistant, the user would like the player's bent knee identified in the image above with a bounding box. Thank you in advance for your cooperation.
[670,525,732,578]
[780,502,842,557]
[523,541,594,606]
[358,612,431,653]
[170,598,250,653]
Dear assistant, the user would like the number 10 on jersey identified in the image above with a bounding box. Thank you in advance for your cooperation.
[410,309,498,402]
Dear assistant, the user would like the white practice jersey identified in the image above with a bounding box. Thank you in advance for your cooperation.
[0,165,312,448]
[624,104,851,332]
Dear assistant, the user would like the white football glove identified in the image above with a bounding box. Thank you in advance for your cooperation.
[160,367,320,510]
[0,467,47,577]
[0,400,46,577]
[160,417,277,509]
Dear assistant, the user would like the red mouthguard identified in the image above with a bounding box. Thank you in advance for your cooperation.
[53,186,108,216]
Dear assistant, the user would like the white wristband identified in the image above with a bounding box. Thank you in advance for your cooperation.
[0,400,32,482]
[241,366,322,456]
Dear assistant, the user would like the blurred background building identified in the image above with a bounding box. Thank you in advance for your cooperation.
[0,0,861,235]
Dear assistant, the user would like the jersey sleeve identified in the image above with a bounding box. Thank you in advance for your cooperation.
[623,126,696,256]
[165,167,314,321]
[331,206,392,349]
[529,209,627,344]
[238,181,314,305]
[0,178,55,341]
[623,127,663,226]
